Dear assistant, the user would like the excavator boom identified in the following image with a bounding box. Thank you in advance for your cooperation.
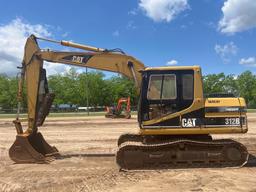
[9,35,145,163]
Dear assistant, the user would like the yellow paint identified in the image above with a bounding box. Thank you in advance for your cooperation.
[140,127,248,135]
[205,97,246,107]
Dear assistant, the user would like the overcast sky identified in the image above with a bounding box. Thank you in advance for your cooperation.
[0,0,256,76]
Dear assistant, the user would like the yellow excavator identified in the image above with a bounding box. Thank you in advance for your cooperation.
[9,35,249,170]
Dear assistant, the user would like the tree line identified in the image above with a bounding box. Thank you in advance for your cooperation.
[0,69,256,112]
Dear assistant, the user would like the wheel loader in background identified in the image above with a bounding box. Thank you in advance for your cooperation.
[105,97,131,119]
[9,35,249,170]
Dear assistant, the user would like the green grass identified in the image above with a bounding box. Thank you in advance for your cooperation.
[247,109,256,113]
[0,112,104,119]
[0,111,137,119]
[0,113,27,119]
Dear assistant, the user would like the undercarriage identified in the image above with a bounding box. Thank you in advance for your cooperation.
[116,134,249,170]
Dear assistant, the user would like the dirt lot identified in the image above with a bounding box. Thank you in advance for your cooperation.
[0,114,256,192]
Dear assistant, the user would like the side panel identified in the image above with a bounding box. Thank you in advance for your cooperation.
[140,103,247,135]
[204,97,247,132]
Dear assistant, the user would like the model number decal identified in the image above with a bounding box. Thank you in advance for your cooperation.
[225,118,240,125]
[182,118,196,127]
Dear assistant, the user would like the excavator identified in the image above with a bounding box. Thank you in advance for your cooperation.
[105,97,131,119]
[9,35,249,170]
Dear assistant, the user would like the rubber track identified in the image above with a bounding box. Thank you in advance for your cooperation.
[116,139,249,171]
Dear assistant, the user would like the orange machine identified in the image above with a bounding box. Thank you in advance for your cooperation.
[105,97,131,119]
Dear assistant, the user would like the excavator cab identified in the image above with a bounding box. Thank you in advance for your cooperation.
[138,67,247,134]
[139,69,195,122]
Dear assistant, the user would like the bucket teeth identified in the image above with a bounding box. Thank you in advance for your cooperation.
[9,132,60,163]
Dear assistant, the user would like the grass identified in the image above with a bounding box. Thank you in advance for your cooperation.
[0,111,137,119]
[247,109,256,113]
[0,112,104,119]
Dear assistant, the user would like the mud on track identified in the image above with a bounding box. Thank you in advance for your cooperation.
[0,115,256,192]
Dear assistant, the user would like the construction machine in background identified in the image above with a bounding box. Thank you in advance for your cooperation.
[9,35,249,170]
[105,97,131,119]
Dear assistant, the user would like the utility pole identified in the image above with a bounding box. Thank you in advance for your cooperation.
[86,67,89,116]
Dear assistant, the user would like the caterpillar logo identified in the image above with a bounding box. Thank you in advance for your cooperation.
[62,55,93,65]
[182,118,197,127]
[72,56,84,63]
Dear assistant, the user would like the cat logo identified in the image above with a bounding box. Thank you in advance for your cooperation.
[182,118,196,127]
[72,56,84,63]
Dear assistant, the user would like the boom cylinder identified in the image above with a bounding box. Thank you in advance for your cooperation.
[36,36,105,52]
[60,41,105,52]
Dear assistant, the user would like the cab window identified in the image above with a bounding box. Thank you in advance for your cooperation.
[182,74,193,100]
[147,74,176,100]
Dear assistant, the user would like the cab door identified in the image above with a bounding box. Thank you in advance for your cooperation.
[138,70,196,128]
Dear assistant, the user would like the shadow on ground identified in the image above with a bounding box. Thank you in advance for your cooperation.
[59,153,115,159]
[57,153,256,169]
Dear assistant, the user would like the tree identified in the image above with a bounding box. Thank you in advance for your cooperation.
[203,73,239,95]
[237,71,256,108]
[78,71,108,107]
[106,76,137,106]
[222,74,238,95]
[0,75,19,111]
[203,73,226,94]
[48,68,80,105]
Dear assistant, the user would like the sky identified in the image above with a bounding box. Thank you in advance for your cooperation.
[0,0,256,77]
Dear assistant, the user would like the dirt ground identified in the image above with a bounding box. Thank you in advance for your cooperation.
[0,114,256,192]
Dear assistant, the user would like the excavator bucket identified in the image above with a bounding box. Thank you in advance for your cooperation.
[9,132,60,163]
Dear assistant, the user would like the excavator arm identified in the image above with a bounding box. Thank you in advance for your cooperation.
[9,35,145,163]
[20,35,145,134]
